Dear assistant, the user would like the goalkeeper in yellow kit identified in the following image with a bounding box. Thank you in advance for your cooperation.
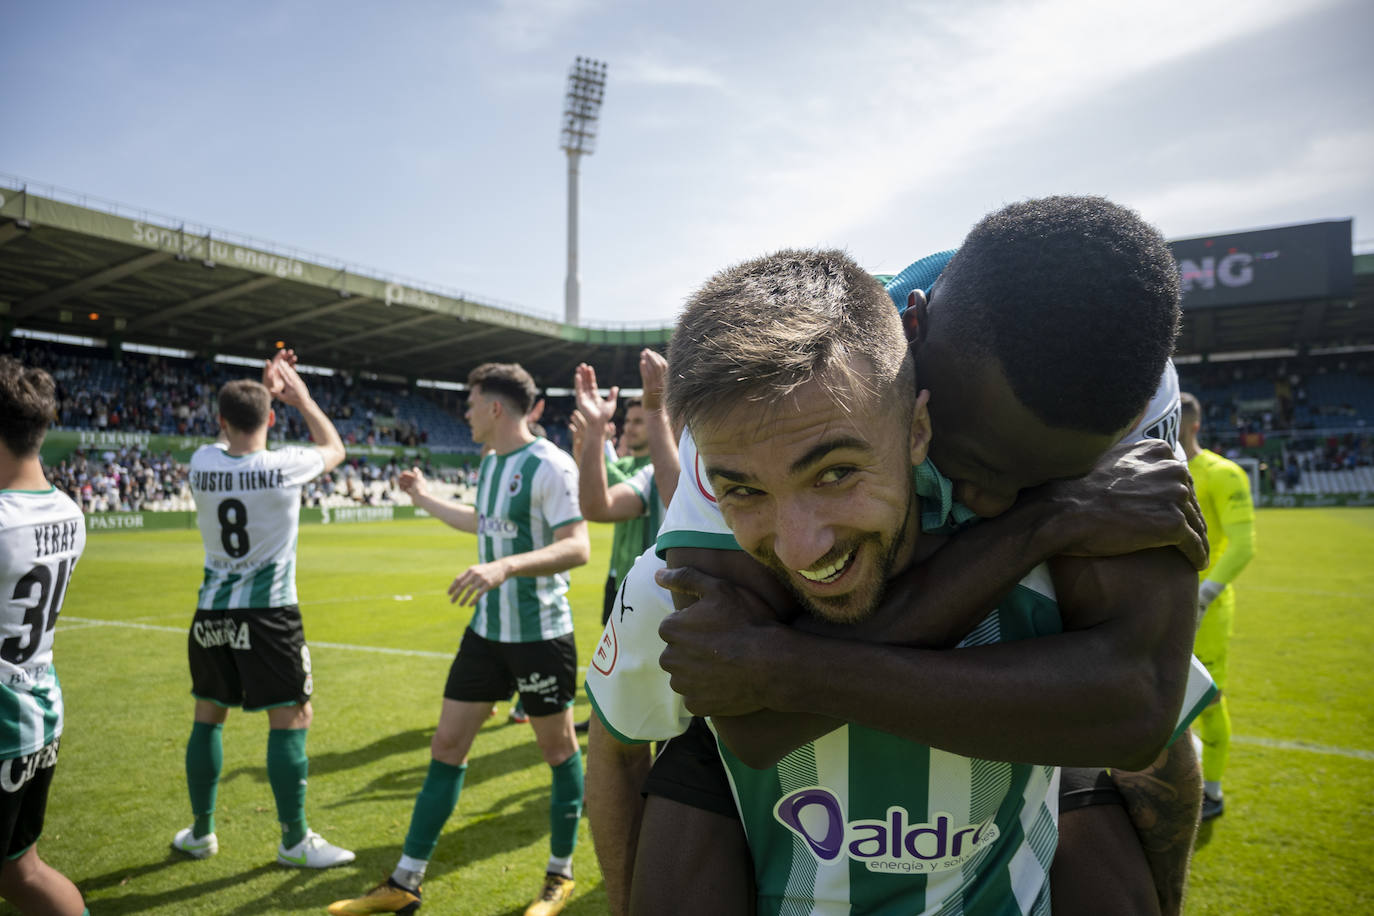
[1180,392,1256,821]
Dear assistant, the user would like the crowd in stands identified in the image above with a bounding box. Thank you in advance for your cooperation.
[10,334,1374,513]
[1178,352,1374,439]
[48,446,190,513]
[2,337,488,450]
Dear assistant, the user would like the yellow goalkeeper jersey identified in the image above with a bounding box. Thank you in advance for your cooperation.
[1189,449,1255,582]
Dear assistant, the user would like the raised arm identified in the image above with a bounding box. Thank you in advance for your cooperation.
[266,349,345,473]
[573,366,647,522]
[639,349,680,507]
[399,466,477,533]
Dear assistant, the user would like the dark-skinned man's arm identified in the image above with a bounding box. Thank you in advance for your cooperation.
[664,545,1196,770]
[661,441,1205,768]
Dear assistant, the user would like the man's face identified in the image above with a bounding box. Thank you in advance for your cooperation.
[464,386,497,444]
[914,293,1125,517]
[695,368,928,624]
[622,405,648,452]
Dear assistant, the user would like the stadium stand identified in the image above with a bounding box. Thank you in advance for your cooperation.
[3,179,1371,507]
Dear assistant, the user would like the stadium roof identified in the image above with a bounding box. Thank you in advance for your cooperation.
[2,176,1372,389]
[0,178,669,392]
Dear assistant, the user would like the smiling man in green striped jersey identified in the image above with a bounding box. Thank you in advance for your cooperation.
[177,348,353,869]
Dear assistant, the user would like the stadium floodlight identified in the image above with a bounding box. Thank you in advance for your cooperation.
[560,56,608,326]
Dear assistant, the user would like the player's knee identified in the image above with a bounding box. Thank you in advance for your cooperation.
[0,847,42,897]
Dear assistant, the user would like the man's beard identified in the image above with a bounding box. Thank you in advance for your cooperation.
[752,488,916,625]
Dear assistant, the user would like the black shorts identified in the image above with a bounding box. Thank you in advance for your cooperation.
[1059,766,1126,812]
[188,605,313,711]
[0,737,60,859]
[643,717,739,818]
[443,628,577,718]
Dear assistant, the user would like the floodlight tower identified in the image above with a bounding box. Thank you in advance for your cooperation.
[560,56,607,326]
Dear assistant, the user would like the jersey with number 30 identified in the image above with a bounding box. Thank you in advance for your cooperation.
[0,488,84,759]
[191,443,325,610]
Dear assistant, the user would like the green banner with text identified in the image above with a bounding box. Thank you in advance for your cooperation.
[84,504,433,533]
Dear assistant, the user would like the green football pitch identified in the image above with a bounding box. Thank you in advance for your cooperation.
[22,509,1374,915]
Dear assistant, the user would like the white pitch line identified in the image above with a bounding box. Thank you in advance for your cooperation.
[1246,585,1374,599]
[1232,735,1374,762]
[57,616,590,672]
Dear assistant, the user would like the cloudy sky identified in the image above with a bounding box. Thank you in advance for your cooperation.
[4,0,1371,327]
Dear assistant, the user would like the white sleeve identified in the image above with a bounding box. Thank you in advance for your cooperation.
[536,448,584,529]
[584,550,692,742]
[623,465,654,516]
[1125,359,1186,461]
[273,446,327,487]
[654,427,741,557]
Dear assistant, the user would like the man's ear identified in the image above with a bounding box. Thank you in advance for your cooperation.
[267,409,276,429]
[909,388,932,466]
[902,290,929,348]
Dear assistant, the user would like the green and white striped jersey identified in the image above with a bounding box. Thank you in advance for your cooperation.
[723,573,1062,916]
[607,454,653,584]
[588,553,1063,914]
[470,438,582,643]
[0,488,84,759]
[190,443,325,610]
[623,463,666,553]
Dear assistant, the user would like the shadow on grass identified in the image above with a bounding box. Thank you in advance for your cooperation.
[219,727,434,789]
[1194,817,1218,848]
[79,857,281,913]
[318,735,566,810]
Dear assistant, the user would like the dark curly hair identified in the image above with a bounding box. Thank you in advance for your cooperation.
[933,196,1181,434]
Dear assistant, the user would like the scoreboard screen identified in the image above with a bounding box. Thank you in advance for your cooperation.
[1169,219,1353,309]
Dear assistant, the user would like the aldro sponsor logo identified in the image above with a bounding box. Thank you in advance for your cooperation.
[477,514,518,538]
[773,787,1000,874]
[193,617,252,650]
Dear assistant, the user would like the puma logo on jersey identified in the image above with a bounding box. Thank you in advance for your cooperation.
[774,786,1000,873]
[192,618,252,650]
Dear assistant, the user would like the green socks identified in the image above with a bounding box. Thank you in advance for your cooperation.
[267,728,310,848]
[185,721,223,838]
[549,752,584,859]
[402,759,467,861]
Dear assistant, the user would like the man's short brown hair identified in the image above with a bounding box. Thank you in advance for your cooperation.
[0,356,57,457]
[666,248,913,432]
[1180,391,1201,421]
[218,379,272,433]
[468,363,538,415]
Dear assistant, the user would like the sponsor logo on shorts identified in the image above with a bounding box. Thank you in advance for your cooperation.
[0,738,60,793]
[516,671,559,698]
[773,786,1000,873]
[193,618,252,650]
